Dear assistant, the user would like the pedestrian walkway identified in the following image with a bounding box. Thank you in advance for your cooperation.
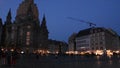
[1,54,120,68]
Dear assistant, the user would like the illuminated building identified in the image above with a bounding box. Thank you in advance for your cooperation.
[75,27,120,51]
[48,40,68,54]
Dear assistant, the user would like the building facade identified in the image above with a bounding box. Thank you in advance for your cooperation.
[0,0,49,53]
[48,40,68,54]
[68,33,77,51]
[76,35,90,51]
[75,27,120,51]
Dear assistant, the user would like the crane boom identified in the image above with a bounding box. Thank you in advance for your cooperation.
[67,17,96,27]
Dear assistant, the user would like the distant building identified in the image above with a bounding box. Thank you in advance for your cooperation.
[68,33,77,51]
[48,40,68,54]
[0,18,2,47]
[75,27,120,51]
[0,0,49,53]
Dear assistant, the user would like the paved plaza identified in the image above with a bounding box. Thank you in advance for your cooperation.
[0,54,120,68]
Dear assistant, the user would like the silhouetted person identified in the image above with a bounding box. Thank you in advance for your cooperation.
[36,54,39,59]
[2,51,6,64]
[6,50,12,65]
[12,50,18,65]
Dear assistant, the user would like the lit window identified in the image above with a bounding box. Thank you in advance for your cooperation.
[26,38,30,41]
[26,31,30,45]
[26,41,30,45]
[26,32,30,36]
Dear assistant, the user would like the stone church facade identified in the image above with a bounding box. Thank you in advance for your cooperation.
[0,0,49,53]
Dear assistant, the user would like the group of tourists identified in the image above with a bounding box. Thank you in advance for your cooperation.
[0,48,19,65]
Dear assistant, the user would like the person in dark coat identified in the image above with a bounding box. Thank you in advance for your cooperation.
[6,50,12,65]
[0,49,2,59]
[12,50,18,65]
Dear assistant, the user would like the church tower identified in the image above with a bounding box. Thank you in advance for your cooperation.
[39,15,49,50]
[3,9,13,48]
[5,9,12,25]
[41,15,49,40]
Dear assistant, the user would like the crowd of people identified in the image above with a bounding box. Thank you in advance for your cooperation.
[0,48,19,65]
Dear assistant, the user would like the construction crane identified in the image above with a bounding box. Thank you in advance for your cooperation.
[67,17,96,28]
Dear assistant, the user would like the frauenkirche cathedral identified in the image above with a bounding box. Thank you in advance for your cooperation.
[0,0,49,53]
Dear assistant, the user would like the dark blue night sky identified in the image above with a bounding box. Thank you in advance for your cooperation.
[0,0,120,42]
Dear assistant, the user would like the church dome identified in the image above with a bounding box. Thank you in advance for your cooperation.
[16,0,39,20]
